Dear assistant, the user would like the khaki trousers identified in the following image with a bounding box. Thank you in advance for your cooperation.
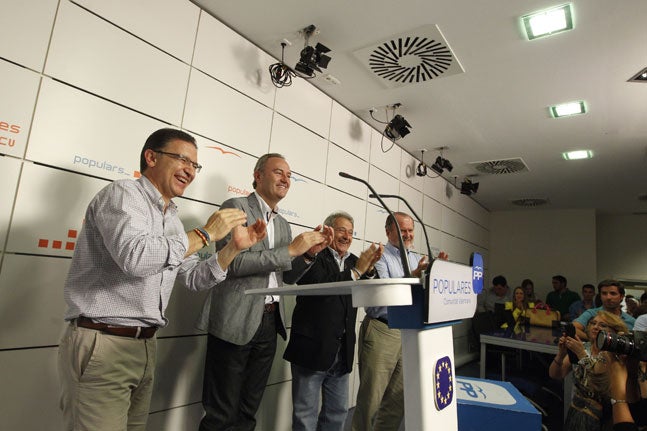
[58,322,156,431]
[351,317,404,431]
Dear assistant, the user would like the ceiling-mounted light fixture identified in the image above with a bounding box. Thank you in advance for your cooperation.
[384,114,412,141]
[294,25,332,78]
[431,155,453,175]
[562,150,593,160]
[460,178,479,196]
[522,3,574,40]
[416,149,428,176]
[550,100,586,118]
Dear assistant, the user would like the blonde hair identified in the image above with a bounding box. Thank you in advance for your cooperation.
[590,310,627,334]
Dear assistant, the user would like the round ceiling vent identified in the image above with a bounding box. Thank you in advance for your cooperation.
[511,198,549,207]
[473,159,528,175]
[368,37,453,84]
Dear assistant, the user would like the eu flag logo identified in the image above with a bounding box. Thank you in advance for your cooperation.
[434,356,453,410]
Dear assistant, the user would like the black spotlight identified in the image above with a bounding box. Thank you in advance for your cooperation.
[384,115,411,140]
[295,42,332,77]
[431,156,453,174]
[460,178,479,196]
[416,162,427,177]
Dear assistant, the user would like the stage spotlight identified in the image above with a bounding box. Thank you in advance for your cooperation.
[431,156,453,174]
[384,114,411,140]
[416,162,427,177]
[460,178,479,196]
[295,42,332,77]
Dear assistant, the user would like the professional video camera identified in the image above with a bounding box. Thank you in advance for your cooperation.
[596,330,647,361]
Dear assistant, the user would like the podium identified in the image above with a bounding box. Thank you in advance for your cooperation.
[246,253,484,431]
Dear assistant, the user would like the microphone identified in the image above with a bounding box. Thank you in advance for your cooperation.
[338,172,412,277]
[368,193,434,273]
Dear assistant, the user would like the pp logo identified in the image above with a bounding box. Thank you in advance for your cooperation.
[471,253,484,294]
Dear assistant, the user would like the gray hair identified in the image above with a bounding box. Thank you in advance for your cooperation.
[323,211,354,228]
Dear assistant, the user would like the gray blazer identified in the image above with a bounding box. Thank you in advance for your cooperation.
[206,192,310,345]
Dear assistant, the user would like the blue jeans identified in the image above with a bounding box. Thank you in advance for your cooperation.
[291,362,349,431]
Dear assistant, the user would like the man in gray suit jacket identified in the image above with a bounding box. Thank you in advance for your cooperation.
[199,153,333,431]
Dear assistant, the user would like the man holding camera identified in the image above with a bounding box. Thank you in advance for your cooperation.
[573,279,635,340]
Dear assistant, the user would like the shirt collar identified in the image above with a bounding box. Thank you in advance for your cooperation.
[254,192,278,222]
[329,246,349,260]
[138,176,177,214]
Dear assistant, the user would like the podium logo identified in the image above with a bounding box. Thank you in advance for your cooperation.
[434,356,453,411]
[471,252,484,294]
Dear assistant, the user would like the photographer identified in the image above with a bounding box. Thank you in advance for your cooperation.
[550,310,628,431]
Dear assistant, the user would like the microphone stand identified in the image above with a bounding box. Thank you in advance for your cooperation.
[338,172,412,278]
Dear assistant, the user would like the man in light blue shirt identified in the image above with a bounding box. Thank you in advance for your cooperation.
[352,212,430,431]
[573,279,635,340]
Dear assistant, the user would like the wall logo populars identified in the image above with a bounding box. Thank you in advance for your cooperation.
[0,120,21,148]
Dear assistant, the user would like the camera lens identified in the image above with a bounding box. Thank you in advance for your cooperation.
[596,330,636,356]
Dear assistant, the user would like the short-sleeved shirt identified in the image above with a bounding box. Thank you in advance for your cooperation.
[574,306,636,330]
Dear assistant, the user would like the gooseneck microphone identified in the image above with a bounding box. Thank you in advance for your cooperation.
[338,172,412,277]
[368,193,434,273]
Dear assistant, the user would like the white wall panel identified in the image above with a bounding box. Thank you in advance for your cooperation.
[325,144,368,200]
[424,173,446,201]
[368,165,400,200]
[425,224,443,256]
[440,233,473,265]
[0,0,58,71]
[27,79,164,177]
[364,203,389,244]
[150,336,206,412]
[399,151,424,192]
[0,347,63,430]
[255,381,293,431]
[184,69,273,156]
[193,12,276,107]
[422,195,443,230]
[0,60,40,157]
[279,174,325,227]
[330,101,371,161]
[186,138,257,205]
[274,78,332,138]
[398,182,423,223]
[0,157,21,251]
[75,0,200,63]
[322,187,367,240]
[6,163,109,255]
[267,334,290,386]
[146,403,204,431]
[270,115,328,183]
[0,254,70,349]
[369,129,401,177]
[45,1,189,124]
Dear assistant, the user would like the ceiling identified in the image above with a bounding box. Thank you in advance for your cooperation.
[192,0,647,215]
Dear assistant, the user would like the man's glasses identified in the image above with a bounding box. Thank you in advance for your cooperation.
[155,151,202,173]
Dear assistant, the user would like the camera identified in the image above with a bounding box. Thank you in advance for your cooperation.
[596,330,647,361]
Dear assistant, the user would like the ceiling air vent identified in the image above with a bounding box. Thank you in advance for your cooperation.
[469,158,529,175]
[511,198,549,207]
[353,25,464,89]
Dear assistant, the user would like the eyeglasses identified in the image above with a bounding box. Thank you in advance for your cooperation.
[155,151,202,173]
[588,320,609,329]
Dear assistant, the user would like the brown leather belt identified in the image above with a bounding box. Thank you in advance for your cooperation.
[264,302,277,313]
[76,316,157,339]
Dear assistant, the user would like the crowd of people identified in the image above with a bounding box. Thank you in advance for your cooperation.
[475,271,647,430]
[58,128,441,431]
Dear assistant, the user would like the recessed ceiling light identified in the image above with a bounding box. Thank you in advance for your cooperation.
[550,101,586,118]
[562,150,593,160]
[522,4,574,40]
[628,67,647,83]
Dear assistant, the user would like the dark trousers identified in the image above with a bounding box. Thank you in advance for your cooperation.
[199,310,278,431]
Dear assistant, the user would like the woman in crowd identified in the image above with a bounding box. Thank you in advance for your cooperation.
[549,310,628,431]
[521,278,544,306]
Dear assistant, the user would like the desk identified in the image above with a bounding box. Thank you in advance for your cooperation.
[479,325,572,419]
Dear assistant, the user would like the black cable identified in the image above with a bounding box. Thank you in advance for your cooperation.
[269,42,298,88]
[269,63,296,88]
